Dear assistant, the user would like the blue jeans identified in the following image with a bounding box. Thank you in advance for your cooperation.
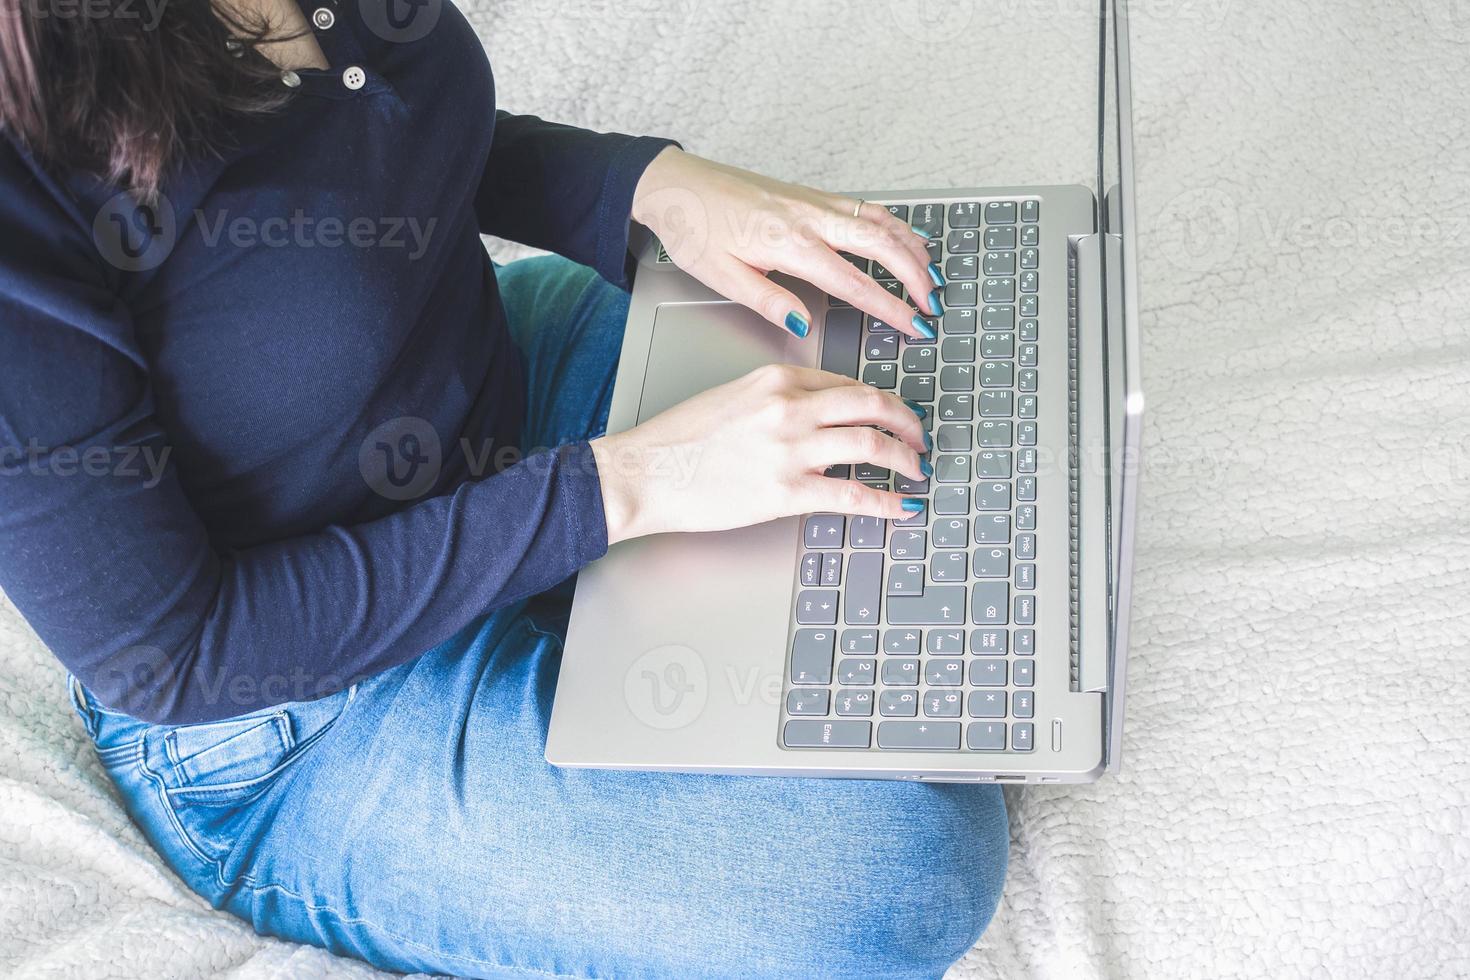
[70,256,1009,979]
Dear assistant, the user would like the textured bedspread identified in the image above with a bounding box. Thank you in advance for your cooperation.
[3,1,1467,976]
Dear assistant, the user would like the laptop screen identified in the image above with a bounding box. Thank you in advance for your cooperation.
[1099,0,1144,771]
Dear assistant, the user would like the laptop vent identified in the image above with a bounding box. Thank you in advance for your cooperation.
[1066,244,1082,693]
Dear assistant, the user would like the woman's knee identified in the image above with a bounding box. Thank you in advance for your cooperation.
[726,782,1009,978]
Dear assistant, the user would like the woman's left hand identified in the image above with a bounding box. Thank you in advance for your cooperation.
[630,147,943,342]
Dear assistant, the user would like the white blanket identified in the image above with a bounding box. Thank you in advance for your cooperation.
[4,1,1468,976]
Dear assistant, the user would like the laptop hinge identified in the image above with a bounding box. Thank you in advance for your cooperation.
[1067,232,1111,695]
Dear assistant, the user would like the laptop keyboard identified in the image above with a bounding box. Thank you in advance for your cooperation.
[781,198,1046,754]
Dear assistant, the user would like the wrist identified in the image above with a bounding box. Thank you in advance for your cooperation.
[590,434,645,546]
[630,145,687,228]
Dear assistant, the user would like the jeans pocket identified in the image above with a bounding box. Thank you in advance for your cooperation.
[157,691,352,868]
[164,714,293,789]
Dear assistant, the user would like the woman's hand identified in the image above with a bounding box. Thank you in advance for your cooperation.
[590,364,933,544]
[631,147,944,340]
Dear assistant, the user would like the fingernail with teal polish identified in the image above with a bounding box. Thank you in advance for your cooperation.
[928,263,945,287]
[910,225,933,240]
[928,290,944,316]
[920,457,933,477]
[910,315,936,340]
[901,497,927,513]
[784,311,810,338]
[903,398,927,418]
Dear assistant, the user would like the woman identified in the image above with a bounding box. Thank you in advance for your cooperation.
[0,0,1008,975]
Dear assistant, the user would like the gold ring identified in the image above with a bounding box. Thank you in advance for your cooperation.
[852,199,865,218]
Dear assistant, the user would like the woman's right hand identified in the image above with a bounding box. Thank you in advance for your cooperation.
[589,364,932,545]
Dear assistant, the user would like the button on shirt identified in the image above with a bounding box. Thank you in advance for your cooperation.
[0,0,676,723]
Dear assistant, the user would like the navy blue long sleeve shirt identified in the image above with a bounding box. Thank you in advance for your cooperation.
[0,1,674,723]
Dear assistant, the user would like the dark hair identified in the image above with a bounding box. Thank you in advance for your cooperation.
[0,0,299,200]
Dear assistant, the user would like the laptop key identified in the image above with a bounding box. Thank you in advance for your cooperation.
[1016,533,1036,560]
[1014,659,1036,687]
[1020,224,1039,246]
[889,530,927,560]
[941,336,976,363]
[971,629,1007,655]
[902,346,937,373]
[937,394,973,421]
[899,374,935,402]
[947,228,980,254]
[935,423,971,453]
[945,255,979,280]
[970,658,1007,687]
[985,201,1017,224]
[948,202,981,228]
[976,481,1012,511]
[787,689,830,716]
[837,658,876,685]
[1012,723,1035,752]
[944,282,977,307]
[926,629,965,654]
[930,551,967,582]
[881,659,919,686]
[979,392,1014,418]
[975,514,1011,544]
[924,659,964,686]
[884,629,921,655]
[977,421,1013,448]
[886,586,967,625]
[862,362,897,389]
[967,722,1007,751]
[913,203,945,238]
[885,204,910,221]
[849,516,886,549]
[972,582,1010,625]
[835,689,874,717]
[796,590,838,625]
[879,690,919,717]
[976,451,1011,478]
[1015,630,1035,655]
[790,628,835,683]
[845,551,883,625]
[968,689,1006,718]
[840,628,878,654]
[800,551,821,586]
[985,226,1017,249]
[944,309,977,334]
[1013,691,1034,719]
[932,486,969,515]
[924,692,964,718]
[974,547,1010,578]
[940,365,975,391]
[981,332,1015,359]
[934,454,971,484]
[821,552,842,586]
[886,563,925,597]
[878,720,961,750]
[803,514,844,548]
[932,518,969,549]
[983,251,1015,276]
[783,719,870,748]
[1021,199,1039,222]
[865,332,899,361]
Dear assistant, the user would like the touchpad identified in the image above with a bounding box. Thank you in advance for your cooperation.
[637,303,795,423]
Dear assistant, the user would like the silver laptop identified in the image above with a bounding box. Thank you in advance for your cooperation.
[547,0,1143,783]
